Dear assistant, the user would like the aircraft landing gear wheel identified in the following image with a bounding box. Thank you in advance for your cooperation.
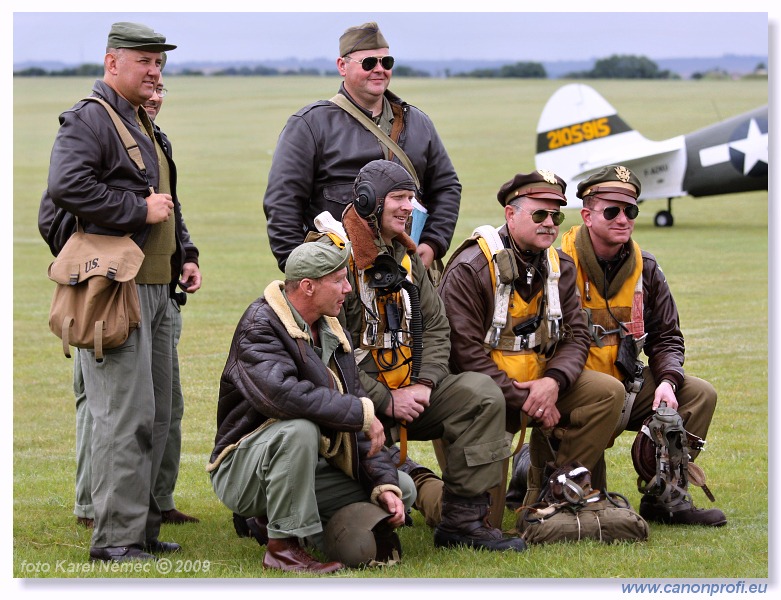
[654,210,674,227]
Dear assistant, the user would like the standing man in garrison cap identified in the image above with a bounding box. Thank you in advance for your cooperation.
[209,240,411,573]
[439,169,626,510]
[559,165,726,527]
[41,21,200,562]
[263,20,461,274]
[55,65,201,530]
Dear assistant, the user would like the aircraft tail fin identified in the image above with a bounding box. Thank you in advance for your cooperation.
[534,84,660,205]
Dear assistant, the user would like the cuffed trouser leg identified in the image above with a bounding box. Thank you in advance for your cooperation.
[83,284,172,548]
[406,372,511,498]
[73,350,94,520]
[154,301,184,512]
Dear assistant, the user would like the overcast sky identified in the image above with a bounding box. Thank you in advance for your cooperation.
[11,7,770,66]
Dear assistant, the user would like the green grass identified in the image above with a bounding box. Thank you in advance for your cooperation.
[12,77,768,582]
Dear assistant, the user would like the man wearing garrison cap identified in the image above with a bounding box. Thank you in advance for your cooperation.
[559,165,726,527]
[439,169,627,518]
[209,239,414,573]
[39,21,200,562]
[263,20,461,275]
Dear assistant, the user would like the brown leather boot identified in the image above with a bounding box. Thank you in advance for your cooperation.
[433,490,527,552]
[262,538,345,573]
[640,493,727,527]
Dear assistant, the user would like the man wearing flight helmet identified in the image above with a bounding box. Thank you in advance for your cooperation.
[312,159,526,552]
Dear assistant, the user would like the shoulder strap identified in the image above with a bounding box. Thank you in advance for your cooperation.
[82,97,150,189]
[473,225,512,348]
[329,94,420,189]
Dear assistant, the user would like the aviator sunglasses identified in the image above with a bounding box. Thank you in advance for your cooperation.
[590,205,640,221]
[514,205,566,226]
[344,55,395,71]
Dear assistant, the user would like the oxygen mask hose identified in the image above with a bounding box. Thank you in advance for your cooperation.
[399,279,422,380]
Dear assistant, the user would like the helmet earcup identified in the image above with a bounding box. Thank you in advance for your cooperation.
[354,181,378,219]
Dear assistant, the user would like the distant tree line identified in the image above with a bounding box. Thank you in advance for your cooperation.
[563,54,677,79]
[454,61,547,78]
[12,55,767,80]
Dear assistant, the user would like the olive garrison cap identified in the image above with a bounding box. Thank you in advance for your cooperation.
[355,159,417,200]
[497,169,567,207]
[340,21,389,56]
[107,22,177,52]
[284,239,352,281]
[576,165,642,205]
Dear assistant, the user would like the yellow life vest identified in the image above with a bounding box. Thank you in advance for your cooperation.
[473,226,562,383]
[560,226,644,381]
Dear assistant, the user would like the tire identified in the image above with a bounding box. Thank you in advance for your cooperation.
[654,210,674,227]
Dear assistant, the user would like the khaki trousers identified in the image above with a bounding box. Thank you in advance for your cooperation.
[81,284,172,548]
[211,419,416,550]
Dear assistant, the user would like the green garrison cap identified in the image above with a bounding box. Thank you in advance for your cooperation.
[284,239,352,281]
[339,21,389,56]
[107,22,177,52]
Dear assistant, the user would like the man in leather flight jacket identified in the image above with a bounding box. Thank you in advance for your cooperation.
[263,21,461,272]
[41,22,199,562]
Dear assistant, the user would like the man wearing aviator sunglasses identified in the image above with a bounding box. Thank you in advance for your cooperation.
[263,21,461,275]
[343,54,395,71]
[560,165,725,527]
[439,169,626,511]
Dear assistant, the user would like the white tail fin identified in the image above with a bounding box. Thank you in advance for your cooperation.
[534,84,685,206]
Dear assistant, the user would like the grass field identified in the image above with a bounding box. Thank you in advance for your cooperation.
[12,77,769,584]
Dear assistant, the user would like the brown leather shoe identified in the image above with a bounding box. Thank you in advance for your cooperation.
[262,538,344,574]
[76,516,94,528]
[161,508,200,524]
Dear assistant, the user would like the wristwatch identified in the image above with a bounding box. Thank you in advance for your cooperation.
[662,379,678,394]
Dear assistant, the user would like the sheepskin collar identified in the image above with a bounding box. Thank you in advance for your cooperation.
[263,281,352,353]
[342,204,416,270]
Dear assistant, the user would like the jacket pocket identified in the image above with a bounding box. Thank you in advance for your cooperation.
[322,183,355,213]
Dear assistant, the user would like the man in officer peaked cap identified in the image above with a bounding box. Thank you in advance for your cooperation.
[439,168,626,515]
[561,165,726,527]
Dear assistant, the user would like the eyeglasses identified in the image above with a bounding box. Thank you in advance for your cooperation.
[590,205,639,221]
[514,205,566,226]
[155,88,168,98]
[344,55,395,71]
